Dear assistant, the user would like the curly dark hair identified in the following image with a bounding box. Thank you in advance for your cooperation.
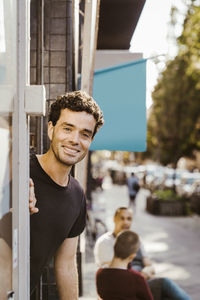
[48,90,104,137]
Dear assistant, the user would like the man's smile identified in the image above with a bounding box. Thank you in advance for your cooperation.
[122,225,130,230]
[62,145,80,155]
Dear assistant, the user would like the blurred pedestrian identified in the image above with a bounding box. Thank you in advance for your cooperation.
[127,172,140,206]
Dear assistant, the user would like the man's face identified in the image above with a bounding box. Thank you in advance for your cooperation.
[48,108,96,167]
[114,209,133,235]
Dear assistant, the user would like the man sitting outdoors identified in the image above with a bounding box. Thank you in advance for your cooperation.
[94,207,191,300]
[94,207,155,279]
[96,230,153,300]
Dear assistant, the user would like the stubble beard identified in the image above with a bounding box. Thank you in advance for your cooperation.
[51,144,87,167]
[51,144,74,167]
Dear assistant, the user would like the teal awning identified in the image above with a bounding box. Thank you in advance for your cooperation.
[91,59,147,151]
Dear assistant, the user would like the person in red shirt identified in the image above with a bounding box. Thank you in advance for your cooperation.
[96,230,153,300]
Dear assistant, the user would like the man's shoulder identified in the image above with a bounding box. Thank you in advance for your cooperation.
[95,231,113,245]
[69,175,84,193]
[30,153,41,171]
[128,176,137,183]
[30,153,40,175]
[30,153,36,163]
[128,268,145,281]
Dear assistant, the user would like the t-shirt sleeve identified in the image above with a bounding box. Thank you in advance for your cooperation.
[136,273,153,300]
[94,236,114,267]
[68,193,86,238]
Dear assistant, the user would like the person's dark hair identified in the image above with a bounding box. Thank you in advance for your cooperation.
[48,90,104,137]
[114,230,140,259]
[114,207,132,218]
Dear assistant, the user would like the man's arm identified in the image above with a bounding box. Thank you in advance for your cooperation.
[139,243,155,279]
[54,236,79,300]
[141,257,155,279]
[143,256,153,267]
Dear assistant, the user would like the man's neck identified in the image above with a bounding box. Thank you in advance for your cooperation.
[37,151,71,187]
[109,257,128,270]
[113,229,119,237]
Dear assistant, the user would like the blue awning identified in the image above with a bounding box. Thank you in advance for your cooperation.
[91,59,147,152]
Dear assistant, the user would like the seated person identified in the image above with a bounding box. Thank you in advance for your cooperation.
[96,230,153,300]
[94,207,155,279]
[94,207,191,300]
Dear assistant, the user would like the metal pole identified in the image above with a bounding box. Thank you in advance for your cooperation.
[66,0,73,91]
[75,1,100,297]
[12,0,30,298]
[36,0,44,154]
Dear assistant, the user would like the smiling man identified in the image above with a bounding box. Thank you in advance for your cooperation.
[29,91,104,299]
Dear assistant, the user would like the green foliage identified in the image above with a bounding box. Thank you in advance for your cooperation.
[147,2,200,166]
[153,189,182,201]
[178,4,200,86]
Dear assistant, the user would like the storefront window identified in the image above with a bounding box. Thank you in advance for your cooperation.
[0,0,16,298]
[0,116,12,299]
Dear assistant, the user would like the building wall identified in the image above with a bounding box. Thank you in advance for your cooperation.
[30,0,74,153]
[30,0,73,97]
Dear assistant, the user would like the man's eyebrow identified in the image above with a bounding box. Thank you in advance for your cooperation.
[62,122,74,127]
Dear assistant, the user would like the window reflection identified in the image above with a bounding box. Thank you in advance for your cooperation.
[0,116,12,299]
[0,0,16,85]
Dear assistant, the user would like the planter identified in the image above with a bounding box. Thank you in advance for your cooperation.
[190,195,200,214]
[147,195,187,216]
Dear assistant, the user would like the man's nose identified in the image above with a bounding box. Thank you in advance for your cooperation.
[124,219,131,226]
[69,131,80,144]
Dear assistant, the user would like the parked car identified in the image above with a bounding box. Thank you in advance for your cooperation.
[190,181,200,214]
[176,171,200,197]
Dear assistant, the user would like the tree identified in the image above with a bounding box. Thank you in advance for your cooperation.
[147,2,200,167]
[178,3,200,86]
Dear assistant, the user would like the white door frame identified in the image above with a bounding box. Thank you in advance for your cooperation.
[12,0,31,298]
[11,1,45,299]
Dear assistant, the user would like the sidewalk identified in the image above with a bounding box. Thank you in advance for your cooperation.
[80,178,200,300]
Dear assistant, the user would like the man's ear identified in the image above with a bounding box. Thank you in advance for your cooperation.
[128,253,136,262]
[48,121,54,141]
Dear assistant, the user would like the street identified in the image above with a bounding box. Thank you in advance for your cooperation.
[80,177,200,300]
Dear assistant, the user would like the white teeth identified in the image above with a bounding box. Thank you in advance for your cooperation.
[63,147,78,154]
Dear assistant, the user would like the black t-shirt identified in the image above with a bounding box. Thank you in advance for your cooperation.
[30,154,86,292]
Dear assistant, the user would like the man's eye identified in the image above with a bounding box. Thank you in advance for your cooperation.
[82,133,90,138]
[64,127,71,131]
